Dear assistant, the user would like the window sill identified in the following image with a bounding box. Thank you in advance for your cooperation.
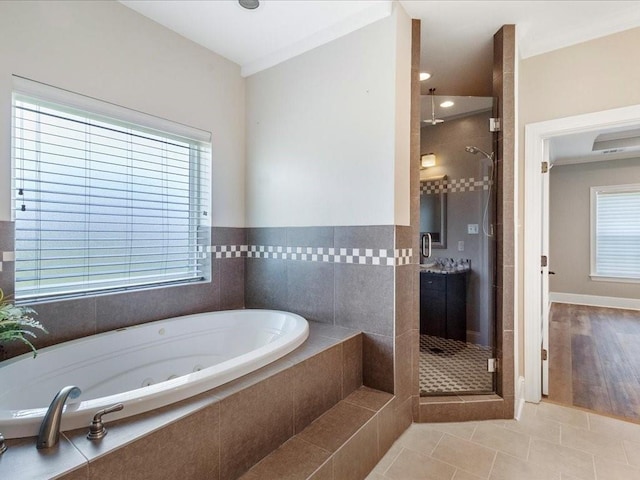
[589,274,640,285]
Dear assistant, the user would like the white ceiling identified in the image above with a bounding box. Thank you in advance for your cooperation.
[121,0,640,90]
[404,1,640,97]
[119,0,393,77]
[421,95,492,124]
[119,0,640,161]
[550,126,640,166]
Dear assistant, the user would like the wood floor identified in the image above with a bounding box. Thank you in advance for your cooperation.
[548,302,640,422]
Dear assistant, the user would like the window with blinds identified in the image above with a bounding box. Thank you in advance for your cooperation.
[11,78,211,301]
[591,184,640,282]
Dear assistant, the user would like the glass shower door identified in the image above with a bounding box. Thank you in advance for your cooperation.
[418,95,497,396]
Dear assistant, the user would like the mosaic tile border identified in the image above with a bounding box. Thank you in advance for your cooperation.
[0,251,15,272]
[209,245,413,266]
[421,177,492,194]
[1,246,413,271]
[207,245,248,258]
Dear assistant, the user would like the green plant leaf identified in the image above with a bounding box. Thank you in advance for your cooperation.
[0,288,46,358]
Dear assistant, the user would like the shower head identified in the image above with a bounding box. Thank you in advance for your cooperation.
[465,146,494,161]
[466,146,496,238]
[427,88,444,125]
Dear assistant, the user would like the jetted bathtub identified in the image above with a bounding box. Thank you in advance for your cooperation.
[0,309,309,439]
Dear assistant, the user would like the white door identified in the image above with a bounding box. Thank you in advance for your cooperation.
[541,159,550,395]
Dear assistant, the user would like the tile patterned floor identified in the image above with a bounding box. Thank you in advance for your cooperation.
[420,335,494,395]
[368,401,640,480]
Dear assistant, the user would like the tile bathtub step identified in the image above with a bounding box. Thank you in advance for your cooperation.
[239,386,394,480]
[238,437,331,480]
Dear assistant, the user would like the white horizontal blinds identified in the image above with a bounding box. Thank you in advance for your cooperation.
[13,90,211,300]
[595,188,640,279]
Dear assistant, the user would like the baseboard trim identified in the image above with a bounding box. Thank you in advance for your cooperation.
[550,292,640,311]
[515,376,526,420]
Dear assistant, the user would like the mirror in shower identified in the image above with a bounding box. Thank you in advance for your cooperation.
[420,174,447,249]
[418,94,497,396]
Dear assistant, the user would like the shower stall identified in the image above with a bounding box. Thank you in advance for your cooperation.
[418,94,497,396]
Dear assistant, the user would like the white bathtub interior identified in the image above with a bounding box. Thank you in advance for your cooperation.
[0,309,309,439]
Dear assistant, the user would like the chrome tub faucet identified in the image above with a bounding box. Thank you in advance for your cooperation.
[36,385,81,449]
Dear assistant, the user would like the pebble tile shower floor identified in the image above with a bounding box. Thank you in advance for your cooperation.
[419,335,493,395]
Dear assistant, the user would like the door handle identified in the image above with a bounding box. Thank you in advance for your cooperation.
[422,233,432,258]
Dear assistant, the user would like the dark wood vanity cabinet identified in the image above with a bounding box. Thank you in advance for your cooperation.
[420,271,467,341]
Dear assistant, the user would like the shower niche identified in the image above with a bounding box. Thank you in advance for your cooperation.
[418,94,497,396]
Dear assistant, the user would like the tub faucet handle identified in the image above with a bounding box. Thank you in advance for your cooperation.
[87,403,124,440]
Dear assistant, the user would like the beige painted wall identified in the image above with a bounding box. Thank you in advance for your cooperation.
[519,27,640,125]
[549,158,640,298]
[245,4,411,227]
[0,0,246,227]
[518,26,640,375]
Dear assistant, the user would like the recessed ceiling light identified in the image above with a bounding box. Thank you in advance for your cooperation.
[239,0,260,10]
[419,72,431,81]
[440,101,454,108]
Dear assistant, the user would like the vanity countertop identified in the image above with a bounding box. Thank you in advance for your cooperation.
[420,258,471,274]
[419,265,470,274]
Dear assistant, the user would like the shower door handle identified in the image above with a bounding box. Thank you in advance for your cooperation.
[422,233,432,258]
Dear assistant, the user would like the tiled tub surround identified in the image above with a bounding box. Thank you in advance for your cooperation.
[214,244,412,266]
[0,309,309,439]
[241,386,396,480]
[0,224,246,361]
[244,226,414,396]
[0,221,416,441]
[0,323,380,480]
[0,222,412,360]
[1,222,415,475]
